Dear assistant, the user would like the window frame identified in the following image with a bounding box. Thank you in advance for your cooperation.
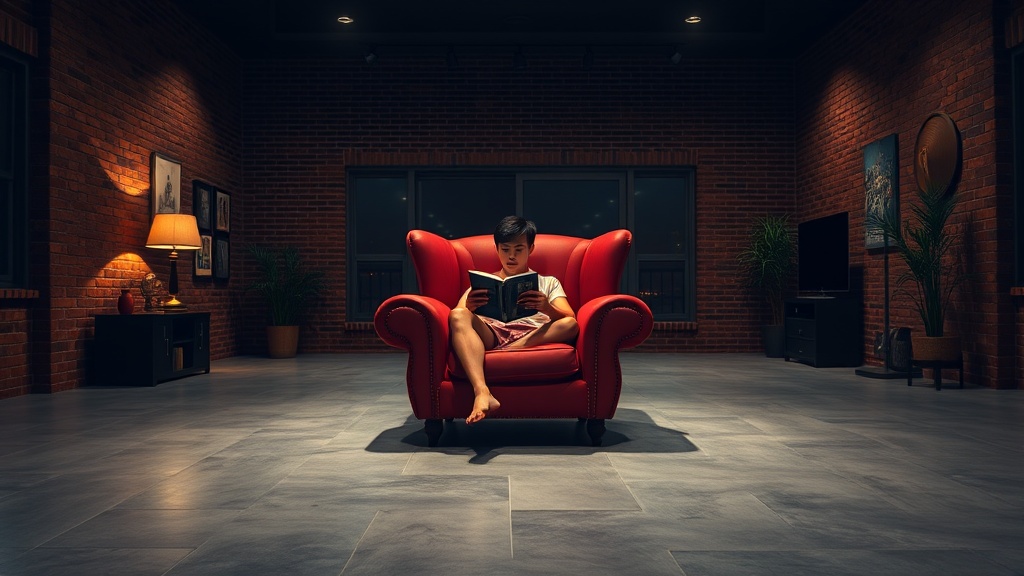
[347,167,696,322]
[0,46,29,289]
[1013,45,1024,286]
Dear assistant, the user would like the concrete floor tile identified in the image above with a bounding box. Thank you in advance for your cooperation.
[0,353,1021,575]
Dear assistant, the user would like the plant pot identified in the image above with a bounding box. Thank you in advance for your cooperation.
[912,334,961,362]
[266,325,300,358]
[762,324,786,358]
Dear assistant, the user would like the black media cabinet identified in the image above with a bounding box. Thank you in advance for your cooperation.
[94,312,210,386]
[784,297,861,368]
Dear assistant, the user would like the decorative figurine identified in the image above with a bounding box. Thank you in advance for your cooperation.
[140,273,164,311]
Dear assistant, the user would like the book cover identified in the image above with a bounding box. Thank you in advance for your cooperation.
[468,270,539,322]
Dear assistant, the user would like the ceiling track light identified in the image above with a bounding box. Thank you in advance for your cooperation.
[364,47,377,64]
[582,46,594,70]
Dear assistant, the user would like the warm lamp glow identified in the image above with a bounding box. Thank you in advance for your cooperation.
[146,214,201,307]
[146,214,202,249]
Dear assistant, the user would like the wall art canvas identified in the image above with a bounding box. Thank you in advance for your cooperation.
[195,234,212,277]
[864,134,898,250]
[193,181,213,231]
[215,190,231,232]
[151,152,181,217]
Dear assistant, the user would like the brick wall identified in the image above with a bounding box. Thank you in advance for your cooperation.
[0,0,244,396]
[796,0,1017,388]
[241,57,798,355]
[2,0,1019,397]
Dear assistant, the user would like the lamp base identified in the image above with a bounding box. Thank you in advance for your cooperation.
[160,296,188,311]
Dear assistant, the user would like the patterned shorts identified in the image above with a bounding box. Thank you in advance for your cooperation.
[480,316,539,349]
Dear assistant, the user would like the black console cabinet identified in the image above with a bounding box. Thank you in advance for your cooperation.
[95,312,210,386]
[784,297,861,368]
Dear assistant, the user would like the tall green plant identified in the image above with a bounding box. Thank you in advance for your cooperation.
[866,184,961,337]
[247,245,326,326]
[737,215,796,326]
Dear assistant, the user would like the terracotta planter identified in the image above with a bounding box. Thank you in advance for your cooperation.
[912,335,961,362]
[266,325,300,358]
[117,290,134,315]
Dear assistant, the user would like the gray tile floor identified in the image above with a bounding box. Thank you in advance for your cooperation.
[0,353,1022,575]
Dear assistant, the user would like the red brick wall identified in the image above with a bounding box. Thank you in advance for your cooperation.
[241,58,798,355]
[0,0,244,396]
[796,0,1017,388]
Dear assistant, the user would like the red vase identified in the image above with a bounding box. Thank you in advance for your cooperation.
[117,289,134,315]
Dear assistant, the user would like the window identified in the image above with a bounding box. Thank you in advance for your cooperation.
[0,48,28,289]
[347,168,695,321]
[1014,46,1024,285]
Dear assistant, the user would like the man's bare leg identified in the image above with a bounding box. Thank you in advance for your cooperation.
[449,308,501,424]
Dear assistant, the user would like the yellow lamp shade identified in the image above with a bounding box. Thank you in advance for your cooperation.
[145,214,202,250]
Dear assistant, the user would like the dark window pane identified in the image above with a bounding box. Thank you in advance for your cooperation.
[0,182,9,275]
[522,179,620,237]
[635,177,687,254]
[638,261,687,315]
[417,177,515,238]
[354,177,408,254]
[355,260,403,319]
[0,67,11,174]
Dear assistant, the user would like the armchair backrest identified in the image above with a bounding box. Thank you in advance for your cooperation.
[407,229,633,311]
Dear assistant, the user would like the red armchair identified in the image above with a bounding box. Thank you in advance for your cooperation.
[373,229,653,446]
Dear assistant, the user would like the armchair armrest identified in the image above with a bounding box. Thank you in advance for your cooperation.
[576,295,654,418]
[374,294,452,419]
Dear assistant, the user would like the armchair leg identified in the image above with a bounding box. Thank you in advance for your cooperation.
[586,418,606,447]
[424,419,443,447]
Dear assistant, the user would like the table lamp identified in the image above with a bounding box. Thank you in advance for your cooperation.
[145,213,202,308]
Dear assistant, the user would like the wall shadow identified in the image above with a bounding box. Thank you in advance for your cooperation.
[364,407,698,457]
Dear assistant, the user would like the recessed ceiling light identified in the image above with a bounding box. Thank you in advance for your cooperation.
[337,16,354,24]
[685,16,701,24]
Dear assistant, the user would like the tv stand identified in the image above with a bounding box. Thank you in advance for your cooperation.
[784,297,861,367]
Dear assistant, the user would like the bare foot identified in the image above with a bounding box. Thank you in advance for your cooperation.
[466,393,500,424]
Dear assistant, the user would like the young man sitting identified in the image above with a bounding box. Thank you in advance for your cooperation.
[448,216,579,424]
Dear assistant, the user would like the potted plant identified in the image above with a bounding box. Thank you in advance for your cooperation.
[867,184,963,361]
[247,245,326,358]
[737,214,796,357]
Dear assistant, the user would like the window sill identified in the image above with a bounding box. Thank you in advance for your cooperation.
[0,289,39,300]
[652,321,698,332]
[345,322,376,331]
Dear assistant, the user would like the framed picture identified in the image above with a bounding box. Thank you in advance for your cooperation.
[193,181,213,231]
[214,234,230,280]
[864,134,898,250]
[151,152,181,217]
[194,234,213,277]
[215,190,231,232]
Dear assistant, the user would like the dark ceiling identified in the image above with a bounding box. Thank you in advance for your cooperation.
[180,0,866,60]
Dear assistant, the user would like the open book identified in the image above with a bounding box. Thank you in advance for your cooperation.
[468,270,539,322]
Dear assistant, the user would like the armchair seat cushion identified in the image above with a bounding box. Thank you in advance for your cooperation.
[448,343,579,384]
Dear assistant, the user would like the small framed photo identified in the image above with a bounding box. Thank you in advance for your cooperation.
[193,181,213,231]
[214,234,230,280]
[215,190,231,232]
[151,152,181,217]
[195,234,213,277]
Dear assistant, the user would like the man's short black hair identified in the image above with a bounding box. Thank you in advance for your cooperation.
[494,215,537,246]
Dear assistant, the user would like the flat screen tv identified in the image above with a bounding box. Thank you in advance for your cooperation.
[797,211,850,294]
